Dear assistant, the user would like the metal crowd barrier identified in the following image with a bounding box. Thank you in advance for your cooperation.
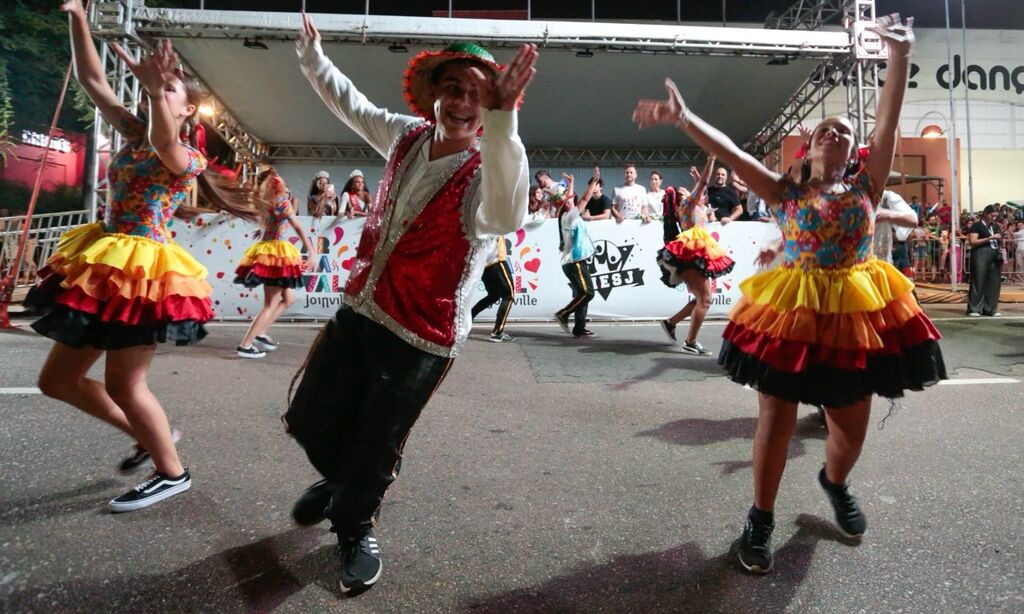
[0,210,89,290]
[892,234,1024,284]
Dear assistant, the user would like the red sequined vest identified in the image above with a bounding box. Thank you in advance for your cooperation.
[343,122,484,357]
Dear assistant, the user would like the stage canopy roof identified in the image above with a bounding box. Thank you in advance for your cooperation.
[173,38,818,150]
[120,8,850,161]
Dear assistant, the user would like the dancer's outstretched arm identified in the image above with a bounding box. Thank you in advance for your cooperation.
[865,14,915,199]
[296,12,416,157]
[111,39,195,174]
[634,79,785,205]
[61,0,144,140]
[691,155,716,198]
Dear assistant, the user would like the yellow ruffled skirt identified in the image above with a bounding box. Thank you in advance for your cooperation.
[27,222,213,348]
[718,258,946,406]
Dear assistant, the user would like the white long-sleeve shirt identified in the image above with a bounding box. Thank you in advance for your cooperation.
[297,39,529,239]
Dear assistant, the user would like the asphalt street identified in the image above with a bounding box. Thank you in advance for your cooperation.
[1,307,1021,613]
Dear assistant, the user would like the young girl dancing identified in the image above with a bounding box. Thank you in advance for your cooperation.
[234,167,315,358]
[634,14,945,573]
[28,1,259,511]
[657,155,735,355]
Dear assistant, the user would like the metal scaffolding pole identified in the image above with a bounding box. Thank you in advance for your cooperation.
[944,0,962,292]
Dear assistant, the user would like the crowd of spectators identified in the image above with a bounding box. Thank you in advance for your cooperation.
[526,164,776,228]
[893,198,1024,284]
[525,164,1024,291]
[305,169,372,218]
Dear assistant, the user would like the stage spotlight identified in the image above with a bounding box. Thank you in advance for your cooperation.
[576,49,594,58]
[389,43,409,53]
[920,124,945,138]
[198,103,215,117]
[243,37,269,50]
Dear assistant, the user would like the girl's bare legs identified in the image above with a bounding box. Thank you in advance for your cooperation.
[37,343,135,437]
[822,397,871,484]
[104,345,184,476]
[255,287,295,338]
[240,286,284,348]
[667,299,696,326]
[680,270,712,344]
[752,393,799,511]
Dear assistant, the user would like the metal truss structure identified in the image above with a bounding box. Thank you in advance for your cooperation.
[84,0,268,221]
[84,1,876,173]
[84,1,142,221]
[749,0,881,170]
[765,0,848,31]
[128,8,847,57]
[268,144,706,167]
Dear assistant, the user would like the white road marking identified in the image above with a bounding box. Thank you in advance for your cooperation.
[0,387,42,395]
[938,378,1019,385]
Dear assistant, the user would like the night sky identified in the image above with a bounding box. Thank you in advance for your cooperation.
[161,0,1021,29]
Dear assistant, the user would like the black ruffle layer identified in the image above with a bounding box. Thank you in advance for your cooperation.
[717,338,947,407]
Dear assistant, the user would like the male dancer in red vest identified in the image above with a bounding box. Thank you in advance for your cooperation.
[286,13,536,593]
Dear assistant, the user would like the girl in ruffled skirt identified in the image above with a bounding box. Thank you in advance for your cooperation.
[634,14,944,573]
[29,1,261,512]
[657,155,735,355]
[234,168,315,358]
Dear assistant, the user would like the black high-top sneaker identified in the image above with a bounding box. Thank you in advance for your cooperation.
[818,466,867,538]
[291,480,332,526]
[338,527,382,593]
[738,505,775,574]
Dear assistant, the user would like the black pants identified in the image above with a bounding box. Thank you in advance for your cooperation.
[556,260,595,334]
[284,306,453,536]
[968,247,1002,315]
[471,259,514,335]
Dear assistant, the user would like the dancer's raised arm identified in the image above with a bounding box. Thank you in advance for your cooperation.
[691,155,716,199]
[110,39,194,174]
[296,12,416,157]
[634,78,785,205]
[865,14,915,199]
[61,0,143,140]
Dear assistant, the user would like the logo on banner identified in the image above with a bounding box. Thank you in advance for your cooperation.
[510,231,542,306]
[682,277,734,306]
[588,239,645,300]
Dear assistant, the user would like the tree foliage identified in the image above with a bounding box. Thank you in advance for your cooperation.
[0,1,93,134]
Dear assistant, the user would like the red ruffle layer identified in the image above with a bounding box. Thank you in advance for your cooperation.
[56,285,214,326]
[722,313,941,372]
[234,263,303,280]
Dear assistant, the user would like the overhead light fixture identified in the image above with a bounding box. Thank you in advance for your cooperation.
[198,103,215,117]
[576,49,594,58]
[920,124,945,138]
[766,55,790,66]
[388,43,408,53]
[243,37,269,50]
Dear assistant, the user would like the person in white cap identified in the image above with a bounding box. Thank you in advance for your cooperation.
[340,169,371,217]
[307,170,339,217]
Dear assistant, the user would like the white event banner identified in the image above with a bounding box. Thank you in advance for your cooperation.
[173,215,782,321]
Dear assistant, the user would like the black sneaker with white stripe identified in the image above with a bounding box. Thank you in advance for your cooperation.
[659,319,677,342]
[236,345,266,359]
[680,340,711,355]
[339,529,382,593]
[253,334,279,351]
[118,428,182,474]
[109,469,191,512]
